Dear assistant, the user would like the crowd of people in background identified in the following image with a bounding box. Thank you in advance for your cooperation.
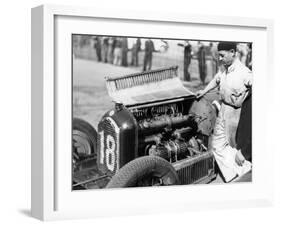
[92,36,152,70]
[73,35,252,84]
[74,36,162,73]
[178,40,252,84]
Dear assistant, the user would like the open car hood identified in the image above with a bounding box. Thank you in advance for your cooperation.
[105,66,195,107]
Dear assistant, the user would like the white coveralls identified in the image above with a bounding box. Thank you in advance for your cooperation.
[211,58,252,182]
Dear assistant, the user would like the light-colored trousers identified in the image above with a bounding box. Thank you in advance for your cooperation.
[211,103,251,182]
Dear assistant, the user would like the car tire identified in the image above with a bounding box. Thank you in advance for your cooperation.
[106,156,180,188]
[73,118,97,162]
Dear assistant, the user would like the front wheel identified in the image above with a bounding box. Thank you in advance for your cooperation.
[72,118,97,171]
[106,156,180,188]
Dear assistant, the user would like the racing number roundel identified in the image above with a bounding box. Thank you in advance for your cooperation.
[105,134,116,171]
[99,124,118,173]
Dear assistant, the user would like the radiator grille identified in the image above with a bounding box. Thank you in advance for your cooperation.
[103,118,116,137]
[175,153,214,184]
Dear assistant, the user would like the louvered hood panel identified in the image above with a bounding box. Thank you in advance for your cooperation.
[105,66,195,107]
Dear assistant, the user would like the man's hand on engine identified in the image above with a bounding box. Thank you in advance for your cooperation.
[195,90,205,99]
[235,150,246,166]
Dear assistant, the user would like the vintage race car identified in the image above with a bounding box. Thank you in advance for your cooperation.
[72,66,218,189]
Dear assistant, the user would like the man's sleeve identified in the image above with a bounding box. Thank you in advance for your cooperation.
[214,71,221,84]
[231,71,253,108]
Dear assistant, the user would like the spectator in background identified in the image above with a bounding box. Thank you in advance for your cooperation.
[246,43,252,70]
[102,37,109,63]
[197,42,207,84]
[178,41,192,81]
[236,43,247,65]
[72,35,80,58]
[107,37,116,64]
[94,36,102,62]
[121,37,128,67]
[131,38,141,66]
[210,42,219,76]
[143,39,155,71]
[113,38,122,66]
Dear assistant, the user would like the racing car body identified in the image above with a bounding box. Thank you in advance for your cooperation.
[73,66,217,189]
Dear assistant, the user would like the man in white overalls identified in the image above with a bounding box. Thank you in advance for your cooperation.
[197,41,252,182]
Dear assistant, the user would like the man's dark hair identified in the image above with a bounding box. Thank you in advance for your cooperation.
[217,41,237,52]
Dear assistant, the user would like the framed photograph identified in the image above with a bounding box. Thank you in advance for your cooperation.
[31,4,274,221]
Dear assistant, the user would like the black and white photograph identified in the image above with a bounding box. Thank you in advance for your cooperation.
[26,1,280,223]
[72,35,253,190]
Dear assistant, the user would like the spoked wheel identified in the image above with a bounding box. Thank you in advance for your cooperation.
[72,118,97,172]
[106,156,180,188]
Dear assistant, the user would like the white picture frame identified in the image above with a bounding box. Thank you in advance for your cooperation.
[31,4,274,221]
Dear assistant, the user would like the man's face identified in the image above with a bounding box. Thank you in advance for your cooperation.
[218,50,235,67]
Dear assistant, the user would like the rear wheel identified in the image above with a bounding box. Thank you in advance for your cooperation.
[106,156,180,188]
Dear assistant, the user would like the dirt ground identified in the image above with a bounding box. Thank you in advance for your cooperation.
[73,58,140,128]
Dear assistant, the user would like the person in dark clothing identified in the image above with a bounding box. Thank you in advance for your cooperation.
[107,37,116,64]
[210,42,219,76]
[131,38,141,66]
[197,43,207,84]
[94,37,102,62]
[102,37,109,63]
[121,37,128,67]
[113,38,122,66]
[178,41,192,81]
[143,39,155,71]
[246,43,252,71]
[236,89,252,162]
